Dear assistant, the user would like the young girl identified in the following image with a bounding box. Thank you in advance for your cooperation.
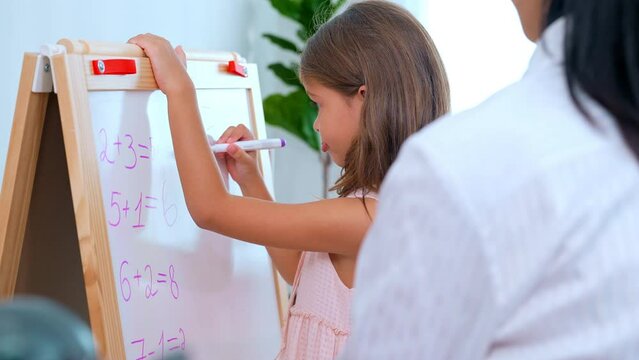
[129,1,450,358]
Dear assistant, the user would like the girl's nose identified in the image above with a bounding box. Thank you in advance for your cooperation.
[313,119,320,133]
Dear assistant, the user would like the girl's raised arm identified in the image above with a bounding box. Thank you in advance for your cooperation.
[128,34,376,257]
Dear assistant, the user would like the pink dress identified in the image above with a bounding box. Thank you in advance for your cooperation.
[276,191,376,360]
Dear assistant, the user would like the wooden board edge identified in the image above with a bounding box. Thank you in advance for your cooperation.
[247,74,289,330]
[0,53,50,297]
[52,53,126,359]
[59,39,241,63]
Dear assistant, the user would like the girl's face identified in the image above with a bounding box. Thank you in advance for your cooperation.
[305,81,365,167]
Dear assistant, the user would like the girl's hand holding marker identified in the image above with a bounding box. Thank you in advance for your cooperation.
[207,134,286,153]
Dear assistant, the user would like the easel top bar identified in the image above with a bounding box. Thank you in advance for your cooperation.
[57,39,244,63]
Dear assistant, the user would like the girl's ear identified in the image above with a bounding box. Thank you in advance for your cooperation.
[358,85,367,99]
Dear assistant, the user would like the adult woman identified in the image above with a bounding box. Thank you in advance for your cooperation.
[344,1,639,358]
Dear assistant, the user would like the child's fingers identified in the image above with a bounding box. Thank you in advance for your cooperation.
[128,34,172,55]
[128,33,157,47]
[227,144,254,163]
[216,126,236,144]
[174,45,187,68]
[227,124,255,143]
[127,33,148,44]
[127,35,140,44]
[216,124,256,145]
[127,36,148,52]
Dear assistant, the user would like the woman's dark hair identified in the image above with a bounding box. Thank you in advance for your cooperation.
[545,0,639,161]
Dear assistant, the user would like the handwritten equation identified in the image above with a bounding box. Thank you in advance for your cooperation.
[107,184,176,229]
[97,128,152,170]
[130,327,186,360]
[119,260,180,302]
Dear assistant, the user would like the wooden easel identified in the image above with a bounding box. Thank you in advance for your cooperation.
[0,40,288,359]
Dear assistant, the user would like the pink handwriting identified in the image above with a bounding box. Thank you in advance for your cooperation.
[97,128,152,170]
[107,188,177,229]
[119,260,179,302]
[130,328,185,360]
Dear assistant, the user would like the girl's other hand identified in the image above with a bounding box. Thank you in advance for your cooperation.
[214,124,263,186]
[128,33,193,97]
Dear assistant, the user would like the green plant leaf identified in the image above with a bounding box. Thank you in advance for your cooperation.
[269,0,302,24]
[262,33,301,54]
[296,28,310,42]
[298,0,318,40]
[267,63,303,88]
[263,90,319,151]
[331,0,347,13]
[295,0,345,41]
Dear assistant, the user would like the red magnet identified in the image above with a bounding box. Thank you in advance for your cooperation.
[227,60,248,77]
[92,59,137,75]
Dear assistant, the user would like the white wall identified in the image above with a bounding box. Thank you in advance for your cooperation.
[0,0,339,204]
[418,0,536,112]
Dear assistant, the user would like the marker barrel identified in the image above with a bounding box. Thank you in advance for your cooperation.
[211,138,286,153]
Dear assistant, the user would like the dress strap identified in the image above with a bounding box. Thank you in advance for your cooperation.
[348,189,379,200]
[278,252,306,349]
[290,252,306,300]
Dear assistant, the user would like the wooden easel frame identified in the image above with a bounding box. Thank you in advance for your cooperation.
[0,40,288,359]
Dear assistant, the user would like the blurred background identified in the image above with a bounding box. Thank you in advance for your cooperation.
[0,0,534,203]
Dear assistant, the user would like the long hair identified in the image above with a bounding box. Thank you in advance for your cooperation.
[300,0,451,197]
[545,0,639,161]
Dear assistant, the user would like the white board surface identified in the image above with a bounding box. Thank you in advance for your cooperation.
[89,89,281,360]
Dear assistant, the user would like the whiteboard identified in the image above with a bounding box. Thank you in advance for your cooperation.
[89,89,281,360]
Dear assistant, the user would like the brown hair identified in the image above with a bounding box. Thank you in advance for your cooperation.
[300,0,451,197]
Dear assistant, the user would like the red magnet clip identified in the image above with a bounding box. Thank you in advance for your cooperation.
[92,59,137,75]
[228,60,248,77]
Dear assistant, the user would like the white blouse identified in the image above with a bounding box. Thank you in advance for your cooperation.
[342,19,639,359]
